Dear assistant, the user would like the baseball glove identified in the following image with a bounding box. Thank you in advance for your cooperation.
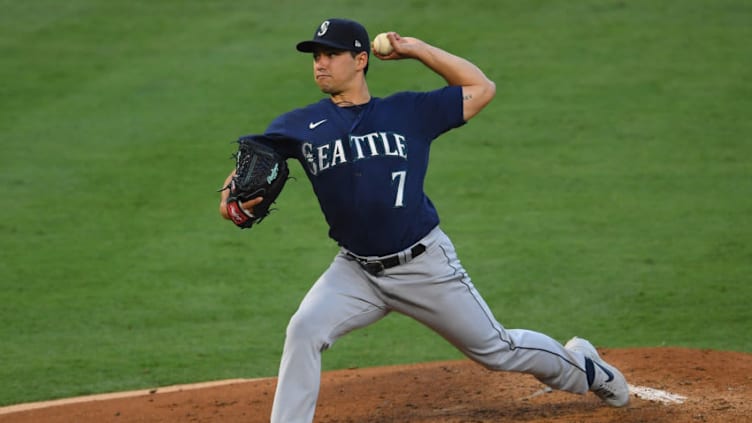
[223,135,289,229]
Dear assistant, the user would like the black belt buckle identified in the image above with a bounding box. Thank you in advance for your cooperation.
[362,261,385,276]
[349,243,426,276]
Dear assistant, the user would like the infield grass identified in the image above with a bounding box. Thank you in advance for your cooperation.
[1,0,750,406]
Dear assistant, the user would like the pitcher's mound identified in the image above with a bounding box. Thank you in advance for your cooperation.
[1,347,750,422]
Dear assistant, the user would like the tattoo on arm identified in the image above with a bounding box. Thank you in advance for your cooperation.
[463,93,473,101]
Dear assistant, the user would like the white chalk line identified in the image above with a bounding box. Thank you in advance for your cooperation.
[518,384,687,405]
[628,384,687,404]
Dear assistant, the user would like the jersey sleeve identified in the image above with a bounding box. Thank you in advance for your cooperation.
[411,85,465,139]
[265,113,288,137]
[260,112,302,159]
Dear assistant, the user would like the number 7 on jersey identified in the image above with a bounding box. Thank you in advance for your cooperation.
[391,170,406,208]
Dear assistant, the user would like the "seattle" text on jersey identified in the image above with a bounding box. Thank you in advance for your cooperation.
[302,131,408,175]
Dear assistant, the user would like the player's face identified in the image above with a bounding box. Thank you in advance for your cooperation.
[311,47,362,95]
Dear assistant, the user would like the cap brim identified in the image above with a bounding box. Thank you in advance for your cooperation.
[296,39,351,53]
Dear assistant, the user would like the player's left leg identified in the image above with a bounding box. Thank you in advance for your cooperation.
[374,226,590,394]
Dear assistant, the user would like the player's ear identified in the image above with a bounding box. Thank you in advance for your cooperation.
[356,51,369,73]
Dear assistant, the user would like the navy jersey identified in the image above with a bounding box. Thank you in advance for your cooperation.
[265,86,464,256]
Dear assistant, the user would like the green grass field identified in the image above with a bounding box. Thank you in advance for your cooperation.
[1,0,750,406]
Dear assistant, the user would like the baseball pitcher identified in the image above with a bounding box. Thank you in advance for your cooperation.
[219,18,629,423]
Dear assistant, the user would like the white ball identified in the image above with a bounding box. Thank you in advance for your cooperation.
[373,32,393,55]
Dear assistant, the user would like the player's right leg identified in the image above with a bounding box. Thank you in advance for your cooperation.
[270,253,390,423]
[378,226,628,406]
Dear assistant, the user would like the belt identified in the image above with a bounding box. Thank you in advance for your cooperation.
[347,243,427,276]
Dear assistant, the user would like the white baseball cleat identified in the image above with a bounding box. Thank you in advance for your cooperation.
[565,336,630,407]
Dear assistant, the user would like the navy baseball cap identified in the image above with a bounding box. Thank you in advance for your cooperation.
[296,18,371,56]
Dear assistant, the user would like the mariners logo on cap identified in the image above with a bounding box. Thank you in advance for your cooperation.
[317,21,330,36]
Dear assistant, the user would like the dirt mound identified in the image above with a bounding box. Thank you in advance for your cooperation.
[1,347,749,422]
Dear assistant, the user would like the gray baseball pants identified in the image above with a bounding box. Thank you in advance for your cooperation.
[270,226,590,423]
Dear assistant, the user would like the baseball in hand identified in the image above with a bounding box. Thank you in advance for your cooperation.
[373,33,393,55]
